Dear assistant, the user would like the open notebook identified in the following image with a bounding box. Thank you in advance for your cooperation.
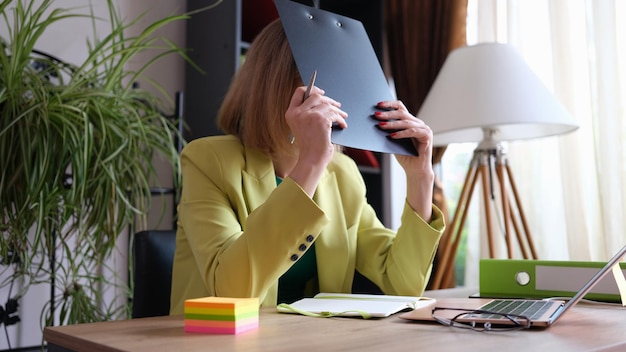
[401,244,626,328]
[277,293,435,318]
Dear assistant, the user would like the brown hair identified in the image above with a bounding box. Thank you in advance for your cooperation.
[217,19,301,157]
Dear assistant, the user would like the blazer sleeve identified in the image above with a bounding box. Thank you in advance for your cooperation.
[337,156,444,296]
[175,138,329,305]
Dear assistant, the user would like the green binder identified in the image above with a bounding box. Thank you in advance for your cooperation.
[480,259,626,302]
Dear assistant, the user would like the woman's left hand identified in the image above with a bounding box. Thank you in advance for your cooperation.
[374,100,434,220]
[374,101,434,176]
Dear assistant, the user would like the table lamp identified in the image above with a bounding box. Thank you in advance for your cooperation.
[416,43,579,289]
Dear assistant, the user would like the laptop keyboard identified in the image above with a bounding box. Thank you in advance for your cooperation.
[478,299,552,320]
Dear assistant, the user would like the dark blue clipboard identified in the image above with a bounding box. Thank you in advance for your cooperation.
[274,0,417,155]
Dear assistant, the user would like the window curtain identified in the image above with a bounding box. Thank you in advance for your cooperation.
[384,0,468,289]
[460,0,626,286]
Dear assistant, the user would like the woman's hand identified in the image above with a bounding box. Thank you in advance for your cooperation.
[374,100,434,220]
[285,86,348,165]
[283,85,348,197]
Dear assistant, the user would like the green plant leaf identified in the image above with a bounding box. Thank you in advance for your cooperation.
[1,0,213,330]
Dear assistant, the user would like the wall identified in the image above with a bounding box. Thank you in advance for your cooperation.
[0,1,186,348]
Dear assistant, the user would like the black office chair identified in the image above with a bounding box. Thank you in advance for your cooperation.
[131,229,177,318]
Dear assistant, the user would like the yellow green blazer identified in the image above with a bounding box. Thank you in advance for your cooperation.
[169,135,444,314]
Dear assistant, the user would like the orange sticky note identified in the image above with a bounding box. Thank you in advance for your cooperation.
[184,297,259,334]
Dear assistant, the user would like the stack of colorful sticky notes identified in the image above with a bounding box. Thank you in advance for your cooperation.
[184,297,259,334]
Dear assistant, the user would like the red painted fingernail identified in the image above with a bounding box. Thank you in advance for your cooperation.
[374,111,383,116]
[389,132,397,138]
[377,101,384,106]
[378,121,387,126]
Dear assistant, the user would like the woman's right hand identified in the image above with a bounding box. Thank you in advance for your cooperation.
[285,86,348,166]
[282,85,347,197]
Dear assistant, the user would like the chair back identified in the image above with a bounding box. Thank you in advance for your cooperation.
[131,229,177,318]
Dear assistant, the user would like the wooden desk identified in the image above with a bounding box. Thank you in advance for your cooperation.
[44,288,626,352]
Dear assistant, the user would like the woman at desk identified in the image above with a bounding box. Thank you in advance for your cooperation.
[169,19,444,314]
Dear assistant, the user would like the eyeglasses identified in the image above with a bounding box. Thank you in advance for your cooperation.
[431,307,531,332]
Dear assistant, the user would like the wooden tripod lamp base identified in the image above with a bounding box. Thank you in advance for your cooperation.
[431,131,538,289]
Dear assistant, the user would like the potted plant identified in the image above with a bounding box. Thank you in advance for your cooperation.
[0,0,215,331]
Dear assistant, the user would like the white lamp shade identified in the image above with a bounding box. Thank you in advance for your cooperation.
[416,43,579,146]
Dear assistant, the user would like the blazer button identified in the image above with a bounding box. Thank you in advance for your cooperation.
[306,235,314,242]
[298,244,307,251]
[290,254,299,261]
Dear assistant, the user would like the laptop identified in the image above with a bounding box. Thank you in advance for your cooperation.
[401,244,626,328]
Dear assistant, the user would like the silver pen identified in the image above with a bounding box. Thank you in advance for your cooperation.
[290,70,318,144]
[302,70,317,102]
